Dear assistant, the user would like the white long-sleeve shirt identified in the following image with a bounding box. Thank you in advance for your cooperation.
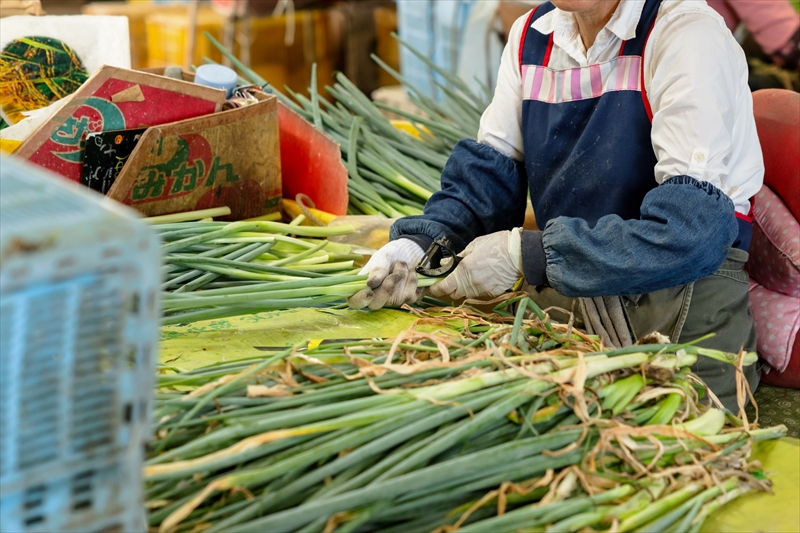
[478,0,764,216]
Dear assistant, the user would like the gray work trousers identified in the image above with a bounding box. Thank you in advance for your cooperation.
[524,248,760,411]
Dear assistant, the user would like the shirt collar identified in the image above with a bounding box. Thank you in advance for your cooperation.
[531,0,646,42]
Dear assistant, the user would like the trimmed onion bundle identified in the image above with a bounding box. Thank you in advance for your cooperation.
[158,218,365,325]
[148,296,784,533]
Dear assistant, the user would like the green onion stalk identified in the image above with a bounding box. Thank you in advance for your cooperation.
[204,32,492,216]
[155,218,443,325]
[146,297,784,533]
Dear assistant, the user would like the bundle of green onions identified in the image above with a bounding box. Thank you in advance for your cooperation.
[204,33,490,217]
[156,217,433,325]
[147,296,784,533]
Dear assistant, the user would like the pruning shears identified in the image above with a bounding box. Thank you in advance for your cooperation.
[416,238,462,278]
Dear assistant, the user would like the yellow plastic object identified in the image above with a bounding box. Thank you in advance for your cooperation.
[375,7,400,88]
[524,201,539,230]
[144,8,335,99]
[328,215,394,251]
[159,308,452,370]
[0,139,22,154]
[307,338,324,350]
[701,436,800,533]
[281,199,337,226]
[145,8,224,69]
[391,120,432,140]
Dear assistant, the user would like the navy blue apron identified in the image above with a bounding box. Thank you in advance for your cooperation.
[518,0,752,248]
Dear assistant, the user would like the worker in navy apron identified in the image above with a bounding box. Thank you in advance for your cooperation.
[350,0,764,411]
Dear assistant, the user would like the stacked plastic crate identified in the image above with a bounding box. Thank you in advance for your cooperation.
[0,158,161,533]
[395,0,476,102]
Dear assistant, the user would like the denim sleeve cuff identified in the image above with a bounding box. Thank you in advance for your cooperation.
[540,175,737,297]
[661,175,730,200]
[521,230,548,287]
[400,234,442,267]
[390,217,469,252]
[400,234,434,252]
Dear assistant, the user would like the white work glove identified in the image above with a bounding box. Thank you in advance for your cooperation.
[348,238,426,309]
[429,228,524,300]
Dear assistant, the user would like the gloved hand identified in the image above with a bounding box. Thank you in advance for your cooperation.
[429,228,523,300]
[348,238,426,309]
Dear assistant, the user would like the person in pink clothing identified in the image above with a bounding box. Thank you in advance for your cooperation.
[707,0,799,71]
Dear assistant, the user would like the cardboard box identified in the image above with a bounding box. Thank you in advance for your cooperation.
[374,5,399,89]
[0,0,44,17]
[145,8,337,99]
[107,93,282,220]
[334,1,381,96]
[498,0,537,41]
[15,65,225,183]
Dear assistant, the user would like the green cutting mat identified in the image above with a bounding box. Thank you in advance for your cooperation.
[160,308,457,370]
[700,437,800,533]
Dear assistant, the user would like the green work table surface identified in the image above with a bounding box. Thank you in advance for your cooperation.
[160,309,800,533]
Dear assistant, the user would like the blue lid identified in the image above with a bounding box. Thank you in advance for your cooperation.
[194,64,238,97]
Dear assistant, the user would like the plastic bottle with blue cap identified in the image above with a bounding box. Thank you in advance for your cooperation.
[194,64,238,98]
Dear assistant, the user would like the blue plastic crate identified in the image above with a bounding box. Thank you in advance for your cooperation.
[0,157,161,533]
[396,0,476,102]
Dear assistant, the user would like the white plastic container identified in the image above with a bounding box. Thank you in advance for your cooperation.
[0,157,161,533]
